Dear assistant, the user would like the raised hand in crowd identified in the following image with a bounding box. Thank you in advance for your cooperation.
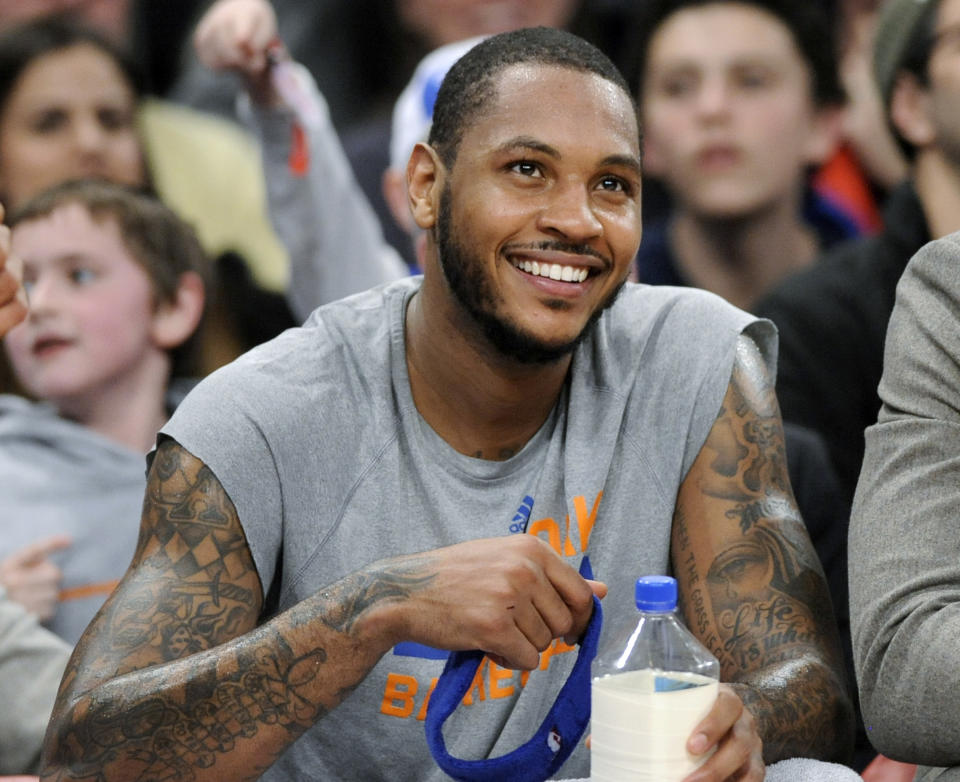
[0,205,27,338]
[193,0,284,103]
[0,535,72,621]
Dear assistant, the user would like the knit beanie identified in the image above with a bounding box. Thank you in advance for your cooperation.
[874,0,939,108]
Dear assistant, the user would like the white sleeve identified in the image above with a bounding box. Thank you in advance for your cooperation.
[0,594,70,773]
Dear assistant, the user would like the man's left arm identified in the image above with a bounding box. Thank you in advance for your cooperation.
[671,333,854,763]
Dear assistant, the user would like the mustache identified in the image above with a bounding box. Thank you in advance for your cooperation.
[506,241,611,267]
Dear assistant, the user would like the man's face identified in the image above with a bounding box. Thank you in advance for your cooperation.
[426,64,642,364]
[921,0,960,164]
[641,3,833,219]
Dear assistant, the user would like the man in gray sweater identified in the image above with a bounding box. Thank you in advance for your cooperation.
[850,233,960,780]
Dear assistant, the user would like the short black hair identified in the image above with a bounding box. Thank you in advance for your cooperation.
[632,0,844,108]
[428,26,637,167]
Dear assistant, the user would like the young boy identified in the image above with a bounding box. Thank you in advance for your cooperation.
[0,178,208,643]
[635,0,856,310]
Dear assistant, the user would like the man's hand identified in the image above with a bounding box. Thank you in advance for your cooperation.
[0,204,28,338]
[370,535,605,671]
[0,535,72,621]
[194,0,282,103]
[684,685,765,781]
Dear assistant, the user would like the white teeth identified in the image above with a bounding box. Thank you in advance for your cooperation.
[515,260,590,283]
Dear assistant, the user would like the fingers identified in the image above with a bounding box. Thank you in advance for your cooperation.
[5,534,72,566]
[7,573,61,621]
[685,685,764,781]
[0,220,28,336]
[0,537,71,621]
[392,536,598,671]
[194,0,279,75]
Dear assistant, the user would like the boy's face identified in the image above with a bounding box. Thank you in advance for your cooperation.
[641,3,835,219]
[4,202,163,415]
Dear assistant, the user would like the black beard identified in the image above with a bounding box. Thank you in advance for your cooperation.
[434,184,625,365]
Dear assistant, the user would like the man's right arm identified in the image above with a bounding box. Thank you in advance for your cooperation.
[41,439,400,781]
[42,439,599,781]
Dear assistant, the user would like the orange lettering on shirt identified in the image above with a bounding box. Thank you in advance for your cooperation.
[462,657,489,705]
[380,673,418,718]
[563,514,577,556]
[489,662,516,699]
[539,638,577,671]
[573,492,603,551]
[528,517,561,554]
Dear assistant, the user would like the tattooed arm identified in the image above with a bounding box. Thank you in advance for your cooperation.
[41,439,598,781]
[671,334,854,767]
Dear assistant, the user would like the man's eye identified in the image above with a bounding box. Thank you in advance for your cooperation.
[659,75,696,98]
[597,176,629,194]
[509,161,542,177]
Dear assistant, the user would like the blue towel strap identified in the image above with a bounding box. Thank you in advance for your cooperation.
[425,595,602,782]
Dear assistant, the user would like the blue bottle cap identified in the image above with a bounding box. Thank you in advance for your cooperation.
[635,575,677,611]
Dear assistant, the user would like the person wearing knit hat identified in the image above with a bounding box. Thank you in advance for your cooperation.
[756,0,960,769]
[873,0,940,114]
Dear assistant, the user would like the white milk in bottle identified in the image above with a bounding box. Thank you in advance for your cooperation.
[591,576,719,781]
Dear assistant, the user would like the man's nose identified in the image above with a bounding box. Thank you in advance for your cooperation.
[536,180,602,241]
[695,76,732,119]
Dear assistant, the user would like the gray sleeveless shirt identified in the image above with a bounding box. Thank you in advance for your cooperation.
[162,277,774,780]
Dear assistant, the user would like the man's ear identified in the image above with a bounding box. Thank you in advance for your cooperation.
[151,271,205,350]
[407,142,444,231]
[890,71,936,149]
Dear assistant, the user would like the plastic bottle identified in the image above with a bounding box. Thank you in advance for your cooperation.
[590,575,720,781]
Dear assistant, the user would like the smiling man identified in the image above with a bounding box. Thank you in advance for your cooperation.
[41,28,852,782]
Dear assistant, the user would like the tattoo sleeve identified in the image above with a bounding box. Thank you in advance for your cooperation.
[671,335,854,763]
[41,440,435,782]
